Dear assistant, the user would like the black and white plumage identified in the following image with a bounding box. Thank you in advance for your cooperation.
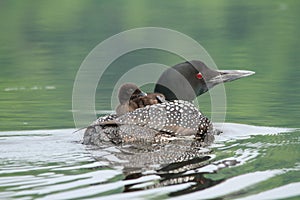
[115,100,211,135]
[83,100,212,145]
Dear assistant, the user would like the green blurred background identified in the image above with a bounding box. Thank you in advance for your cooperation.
[0,0,299,131]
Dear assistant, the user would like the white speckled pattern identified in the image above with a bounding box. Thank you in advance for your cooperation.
[115,100,208,134]
[84,100,212,145]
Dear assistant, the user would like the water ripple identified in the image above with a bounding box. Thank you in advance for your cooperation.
[0,124,299,199]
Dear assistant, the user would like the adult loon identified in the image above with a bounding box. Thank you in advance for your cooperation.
[83,60,254,145]
[116,83,165,116]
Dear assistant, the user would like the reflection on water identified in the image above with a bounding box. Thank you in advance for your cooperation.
[0,124,299,199]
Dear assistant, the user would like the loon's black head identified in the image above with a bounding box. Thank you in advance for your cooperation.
[154,60,255,101]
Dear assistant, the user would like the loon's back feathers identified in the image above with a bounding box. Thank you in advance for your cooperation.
[83,100,212,145]
[115,100,209,135]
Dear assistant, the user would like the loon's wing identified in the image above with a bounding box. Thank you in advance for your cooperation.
[114,100,206,135]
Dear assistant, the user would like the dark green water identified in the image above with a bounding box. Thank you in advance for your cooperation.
[0,1,299,199]
[1,0,299,130]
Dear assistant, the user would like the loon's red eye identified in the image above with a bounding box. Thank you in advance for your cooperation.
[196,72,203,79]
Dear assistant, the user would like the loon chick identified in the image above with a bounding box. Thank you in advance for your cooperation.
[155,60,255,101]
[84,100,212,145]
[116,83,166,116]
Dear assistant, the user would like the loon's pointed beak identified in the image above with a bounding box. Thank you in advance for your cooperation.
[156,95,166,103]
[209,70,255,85]
[137,91,147,97]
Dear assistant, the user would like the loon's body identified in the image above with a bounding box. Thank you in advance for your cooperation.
[83,100,211,145]
[83,60,254,145]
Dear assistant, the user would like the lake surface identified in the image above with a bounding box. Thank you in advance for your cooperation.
[0,1,299,199]
[1,125,299,199]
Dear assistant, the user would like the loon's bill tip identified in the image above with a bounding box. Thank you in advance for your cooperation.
[138,91,147,97]
[209,69,255,83]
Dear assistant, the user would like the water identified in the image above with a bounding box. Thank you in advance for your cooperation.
[1,1,300,199]
[1,125,299,199]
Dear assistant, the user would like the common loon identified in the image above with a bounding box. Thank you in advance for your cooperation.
[116,83,165,116]
[83,60,254,145]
